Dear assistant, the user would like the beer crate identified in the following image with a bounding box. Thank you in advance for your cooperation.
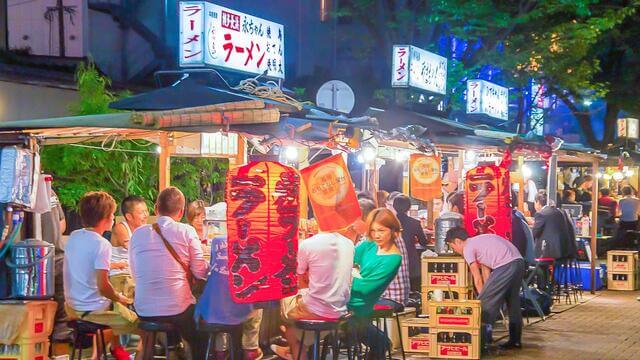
[0,339,50,360]
[428,300,481,329]
[607,272,640,291]
[0,300,57,342]
[421,286,474,314]
[422,256,470,288]
[400,317,430,354]
[607,250,639,272]
[431,328,480,359]
[378,307,417,350]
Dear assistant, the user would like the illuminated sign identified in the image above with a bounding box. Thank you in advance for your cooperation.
[392,45,447,94]
[466,80,509,120]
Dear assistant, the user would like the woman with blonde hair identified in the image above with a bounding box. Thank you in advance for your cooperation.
[348,207,403,358]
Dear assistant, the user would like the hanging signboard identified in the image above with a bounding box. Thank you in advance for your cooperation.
[464,165,512,241]
[466,80,509,120]
[391,45,447,95]
[529,80,545,136]
[179,1,285,79]
[617,118,639,140]
[409,154,442,202]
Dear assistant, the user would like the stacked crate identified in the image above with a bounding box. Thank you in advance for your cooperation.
[428,300,482,359]
[421,256,474,313]
[0,300,56,360]
[607,250,640,290]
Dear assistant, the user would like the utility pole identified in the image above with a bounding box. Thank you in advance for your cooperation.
[57,0,66,57]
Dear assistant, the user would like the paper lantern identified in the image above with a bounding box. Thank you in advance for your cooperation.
[226,161,300,303]
[464,164,512,240]
[300,154,361,232]
[410,154,442,201]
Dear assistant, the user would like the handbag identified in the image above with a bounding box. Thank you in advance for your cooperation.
[152,223,206,297]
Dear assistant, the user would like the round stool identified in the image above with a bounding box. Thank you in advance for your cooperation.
[197,322,241,360]
[374,302,406,360]
[67,319,110,360]
[295,316,346,360]
[138,321,176,359]
[370,304,397,360]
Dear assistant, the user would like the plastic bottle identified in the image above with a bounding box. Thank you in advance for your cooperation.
[581,215,590,237]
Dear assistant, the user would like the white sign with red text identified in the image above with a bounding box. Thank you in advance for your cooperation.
[392,45,447,95]
[179,1,285,79]
[466,79,509,120]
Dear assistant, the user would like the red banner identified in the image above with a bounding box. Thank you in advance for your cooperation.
[226,161,300,303]
[464,164,512,240]
[300,154,361,232]
[410,154,441,201]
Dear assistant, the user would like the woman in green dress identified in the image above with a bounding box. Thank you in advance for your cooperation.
[348,208,403,358]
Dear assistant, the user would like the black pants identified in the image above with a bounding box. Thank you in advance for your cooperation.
[614,221,638,249]
[477,259,525,327]
[139,305,206,359]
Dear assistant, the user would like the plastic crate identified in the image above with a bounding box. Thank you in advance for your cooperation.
[428,300,481,329]
[431,328,480,359]
[607,272,639,291]
[422,257,470,287]
[607,250,639,272]
[0,300,56,342]
[0,339,49,360]
[401,317,430,354]
[421,286,474,314]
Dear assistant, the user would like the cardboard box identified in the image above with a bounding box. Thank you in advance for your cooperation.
[607,272,639,291]
[422,257,470,288]
[401,317,430,354]
[428,300,481,329]
[607,250,639,272]
[431,328,480,359]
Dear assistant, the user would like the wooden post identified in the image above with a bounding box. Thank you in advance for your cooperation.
[590,159,599,294]
[547,153,558,205]
[517,156,525,212]
[230,134,246,168]
[457,150,465,190]
[158,132,171,191]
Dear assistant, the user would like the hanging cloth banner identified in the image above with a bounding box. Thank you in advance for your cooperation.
[226,161,300,303]
[300,154,361,232]
[409,154,442,201]
[464,164,512,241]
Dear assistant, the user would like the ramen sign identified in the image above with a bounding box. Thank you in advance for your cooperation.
[410,154,441,201]
[300,155,361,232]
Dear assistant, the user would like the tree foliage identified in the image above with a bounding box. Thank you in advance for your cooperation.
[336,0,640,148]
[41,62,228,210]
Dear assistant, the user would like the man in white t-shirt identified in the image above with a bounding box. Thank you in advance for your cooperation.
[63,191,138,360]
[273,200,375,360]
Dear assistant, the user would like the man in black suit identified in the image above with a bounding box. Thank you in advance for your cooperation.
[532,191,574,259]
[393,194,428,291]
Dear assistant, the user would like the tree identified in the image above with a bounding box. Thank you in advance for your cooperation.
[335,0,640,148]
[41,62,228,209]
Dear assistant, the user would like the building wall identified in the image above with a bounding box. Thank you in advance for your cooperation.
[0,81,78,121]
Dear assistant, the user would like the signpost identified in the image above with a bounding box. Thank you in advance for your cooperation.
[466,80,509,120]
[392,45,447,95]
[179,1,285,79]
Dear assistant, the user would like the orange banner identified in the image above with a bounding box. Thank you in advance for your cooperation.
[300,154,361,232]
[410,154,442,201]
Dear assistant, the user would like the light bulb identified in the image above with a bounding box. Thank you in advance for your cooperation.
[362,147,376,162]
[595,172,603,179]
[465,150,477,161]
[283,146,298,161]
[396,151,410,162]
[603,173,612,180]
[155,146,162,154]
[625,170,634,177]
[613,172,624,181]
[522,165,532,178]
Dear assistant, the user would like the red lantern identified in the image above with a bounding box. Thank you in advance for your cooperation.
[464,164,512,240]
[226,161,300,303]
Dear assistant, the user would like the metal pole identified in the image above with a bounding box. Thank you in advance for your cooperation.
[547,153,558,206]
[590,159,599,294]
[56,0,65,57]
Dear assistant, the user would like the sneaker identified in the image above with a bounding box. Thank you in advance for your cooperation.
[110,346,131,360]
[270,344,292,360]
[244,348,264,360]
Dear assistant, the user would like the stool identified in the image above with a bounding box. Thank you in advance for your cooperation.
[67,319,110,360]
[197,322,240,360]
[295,316,346,360]
[373,302,406,360]
[370,305,397,360]
[553,258,579,304]
[138,321,176,359]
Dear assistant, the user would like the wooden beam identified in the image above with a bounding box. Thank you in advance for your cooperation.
[517,156,525,212]
[590,159,599,294]
[158,132,171,191]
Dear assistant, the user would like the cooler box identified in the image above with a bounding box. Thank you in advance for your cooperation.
[553,262,605,291]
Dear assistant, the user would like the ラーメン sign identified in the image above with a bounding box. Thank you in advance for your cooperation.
[466,80,509,120]
[179,1,285,79]
[391,45,447,95]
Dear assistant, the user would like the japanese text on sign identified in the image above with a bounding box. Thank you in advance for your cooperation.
[466,80,509,120]
[179,2,205,65]
[179,1,285,79]
[391,45,447,95]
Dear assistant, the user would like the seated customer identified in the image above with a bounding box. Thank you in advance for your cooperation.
[129,187,209,360]
[393,194,428,292]
[63,191,138,360]
[195,202,263,360]
[349,208,403,358]
[598,188,617,217]
[186,199,207,242]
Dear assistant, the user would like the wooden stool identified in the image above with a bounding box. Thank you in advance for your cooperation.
[67,319,110,360]
[138,321,176,359]
[197,322,241,360]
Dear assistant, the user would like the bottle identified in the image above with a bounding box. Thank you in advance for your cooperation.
[581,215,590,236]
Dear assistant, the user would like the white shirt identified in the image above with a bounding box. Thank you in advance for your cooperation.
[526,179,538,203]
[129,216,209,316]
[110,221,131,276]
[297,232,354,318]
[63,229,112,312]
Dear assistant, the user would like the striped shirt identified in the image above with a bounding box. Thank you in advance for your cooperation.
[381,235,410,305]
